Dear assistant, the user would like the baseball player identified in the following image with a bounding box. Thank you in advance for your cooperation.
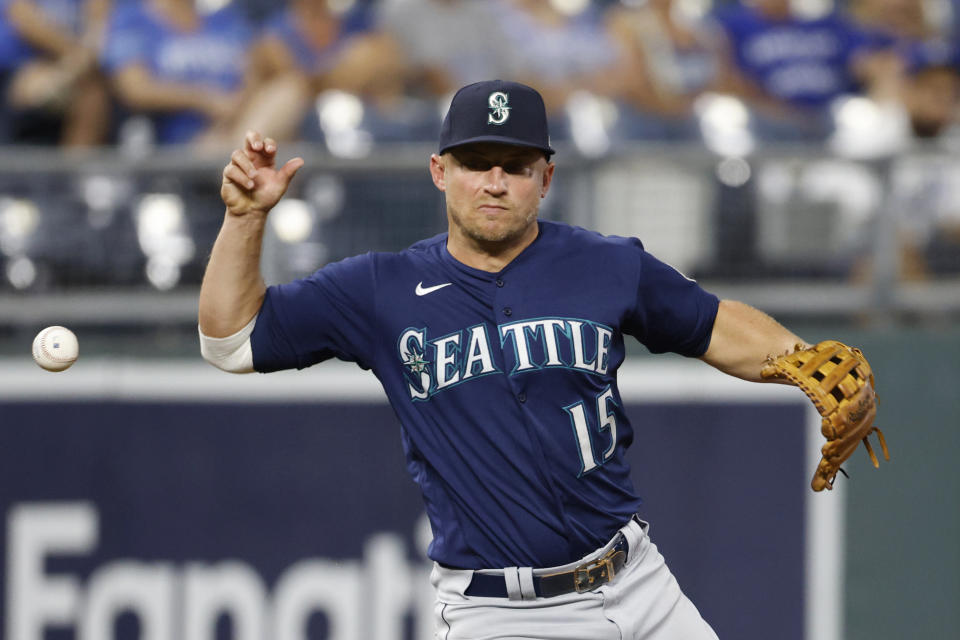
[198,80,877,639]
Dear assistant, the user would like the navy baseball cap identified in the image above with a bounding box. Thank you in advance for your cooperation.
[438,80,555,158]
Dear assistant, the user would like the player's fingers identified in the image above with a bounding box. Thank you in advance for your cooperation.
[244,130,263,153]
[223,164,256,190]
[263,137,277,155]
[230,149,258,180]
[277,157,305,184]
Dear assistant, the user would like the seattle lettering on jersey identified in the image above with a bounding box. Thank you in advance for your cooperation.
[397,317,613,401]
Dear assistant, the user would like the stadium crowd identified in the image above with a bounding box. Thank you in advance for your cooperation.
[0,0,957,152]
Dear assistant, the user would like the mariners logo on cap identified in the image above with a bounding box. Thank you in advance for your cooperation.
[487,92,510,125]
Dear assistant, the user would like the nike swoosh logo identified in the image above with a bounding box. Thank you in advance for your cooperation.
[415,281,452,296]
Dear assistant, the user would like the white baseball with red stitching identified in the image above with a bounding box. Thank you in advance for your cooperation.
[32,326,79,372]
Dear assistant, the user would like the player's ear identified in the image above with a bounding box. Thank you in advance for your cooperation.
[540,161,555,198]
[429,154,447,192]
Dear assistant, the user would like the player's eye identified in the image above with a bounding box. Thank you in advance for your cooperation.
[456,154,534,175]
[503,162,533,176]
[459,157,494,171]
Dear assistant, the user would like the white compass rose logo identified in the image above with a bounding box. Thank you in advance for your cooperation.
[487,92,510,125]
[403,351,428,374]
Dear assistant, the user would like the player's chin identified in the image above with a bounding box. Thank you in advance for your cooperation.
[467,220,524,244]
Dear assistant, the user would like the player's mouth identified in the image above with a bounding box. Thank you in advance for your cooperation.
[477,204,507,214]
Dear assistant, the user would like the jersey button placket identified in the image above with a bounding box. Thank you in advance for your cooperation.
[493,277,510,315]
[496,277,523,404]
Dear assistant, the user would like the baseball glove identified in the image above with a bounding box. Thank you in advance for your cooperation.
[761,340,889,491]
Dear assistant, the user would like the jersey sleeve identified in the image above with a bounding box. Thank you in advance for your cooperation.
[624,247,719,357]
[250,253,378,372]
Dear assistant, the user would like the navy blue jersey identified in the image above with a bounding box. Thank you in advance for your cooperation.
[250,221,719,569]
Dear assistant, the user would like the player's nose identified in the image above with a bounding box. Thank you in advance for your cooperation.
[483,166,508,195]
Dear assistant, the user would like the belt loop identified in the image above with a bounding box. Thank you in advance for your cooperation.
[633,513,650,535]
[518,567,536,601]
[503,567,522,601]
[622,516,648,565]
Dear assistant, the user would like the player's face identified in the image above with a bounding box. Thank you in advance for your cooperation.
[431,143,554,251]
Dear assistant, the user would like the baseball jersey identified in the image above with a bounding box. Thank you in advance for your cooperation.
[100,3,252,144]
[250,221,719,569]
[713,6,871,108]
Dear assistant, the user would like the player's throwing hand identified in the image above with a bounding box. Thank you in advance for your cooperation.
[221,130,304,218]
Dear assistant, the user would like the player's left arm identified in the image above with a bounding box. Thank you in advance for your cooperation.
[698,299,809,383]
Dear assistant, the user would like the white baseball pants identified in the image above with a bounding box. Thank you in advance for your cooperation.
[431,518,719,640]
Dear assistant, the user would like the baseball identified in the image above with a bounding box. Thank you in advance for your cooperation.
[32,326,79,372]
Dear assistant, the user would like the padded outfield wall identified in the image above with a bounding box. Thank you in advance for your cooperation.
[0,359,844,640]
[833,326,960,640]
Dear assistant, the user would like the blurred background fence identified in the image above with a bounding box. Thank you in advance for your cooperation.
[1,141,959,342]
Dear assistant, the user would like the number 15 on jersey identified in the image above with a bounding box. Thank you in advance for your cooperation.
[564,386,619,476]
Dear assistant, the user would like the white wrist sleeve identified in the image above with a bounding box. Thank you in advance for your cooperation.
[198,316,256,373]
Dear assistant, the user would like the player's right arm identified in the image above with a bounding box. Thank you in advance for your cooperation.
[198,131,303,364]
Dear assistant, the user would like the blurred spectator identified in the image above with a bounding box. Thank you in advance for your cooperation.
[293,2,431,145]
[900,42,959,138]
[462,0,623,153]
[101,0,254,147]
[605,0,739,139]
[489,0,620,115]
[893,154,960,279]
[849,0,934,41]
[844,146,960,283]
[359,0,520,146]
[0,0,112,146]
[228,0,439,149]
[713,0,878,141]
[224,0,381,144]
[375,0,513,98]
[825,0,960,282]
[847,0,959,139]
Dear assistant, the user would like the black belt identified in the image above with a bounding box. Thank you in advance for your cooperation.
[464,535,629,599]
